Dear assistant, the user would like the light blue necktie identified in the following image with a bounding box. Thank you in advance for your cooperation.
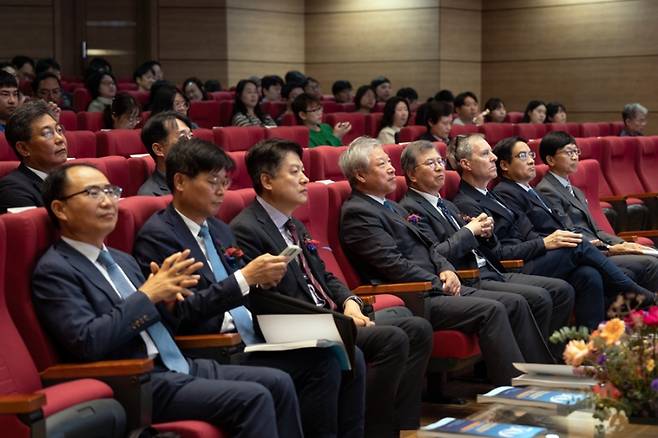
[97,250,189,374]
[198,224,259,345]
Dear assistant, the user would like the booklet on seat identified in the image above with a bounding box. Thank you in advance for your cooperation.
[420,417,547,437]
[511,363,597,390]
[477,386,588,415]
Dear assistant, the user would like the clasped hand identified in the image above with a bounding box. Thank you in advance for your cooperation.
[141,249,203,304]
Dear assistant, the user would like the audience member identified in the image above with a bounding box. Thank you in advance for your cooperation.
[418,101,452,144]
[0,100,68,212]
[483,98,507,123]
[354,85,376,114]
[134,138,367,437]
[452,91,482,126]
[302,77,322,100]
[261,75,284,102]
[182,77,209,102]
[144,60,163,81]
[0,71,20,132]
[32,72,71,110]
[204,79,222,92]
[84,57,112,81]
[0,61,18,80]
[377,96,409,144]
[620,103,648,136]
[434,89,454,111]
[292,93,350,147]
[546,102,567,123]
[35,58,62,80]
[232,79,276,127]
[231,138,432,437]
[332,80,353,103]
[284,70,306,86]
[150,85,193,125]
[396,87,419,111]
[12,55,35,82]
[276,81,304,125]
[86,71,117,112]
[338,136,553,384]
[33,162,304,437]
[133,62,156,92]
[371,76,391,102]
[521,100,547,124]
[102,92,140,130]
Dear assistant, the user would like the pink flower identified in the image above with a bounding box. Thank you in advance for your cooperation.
[643,306,658,326]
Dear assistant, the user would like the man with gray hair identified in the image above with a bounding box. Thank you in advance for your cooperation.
[620,103,647,136]
[398,140,574,341]
[338,136,554,385]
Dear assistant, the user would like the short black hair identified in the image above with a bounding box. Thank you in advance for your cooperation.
[84,57,112,81]
[396,87,418,102]
[282,81,303,99]
[103,92,139,129]
[379,96,409,130]
[165,138,235,193]
[539,131,575,163]
[42,163,100,226]
[332,80,352,96]
[246,138,304,195]
[11,55,34,70]
[35,58,61,76]
[493,136,527,176]
[291,92,320,124]
[182,77,209,100]
[262,75,284,91]
[370,76,390,89]
[434,89,454,103]
[32,72,61,94]
[521,100,546,123]
[284,70,306,85]
[484,97,505,122]
[424,101,453,130]
[85,71,116,99]
[6,100,57,159]
[546,102,566,123]
[133,61,155,81]
[204,79,222,92]
[0,70,18,89]
[353,85,374,111]
[454,91,478,108]
[141,111,192,159]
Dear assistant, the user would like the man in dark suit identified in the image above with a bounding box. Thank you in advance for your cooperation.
[33,162,303,437]
[535,131,658,292]
[0,100,68,212]
[399,140,574,339]
[451,134,654,328]
[338,136,553,386]
[133,138,365,438]
[229,138,433,438]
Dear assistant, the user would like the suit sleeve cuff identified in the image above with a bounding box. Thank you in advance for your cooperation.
[343,295,364,310]
[235,269,250,296]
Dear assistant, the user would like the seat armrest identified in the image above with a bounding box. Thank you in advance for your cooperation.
[40,358,154,381]
[500,259,524,269]
[175,333,242,349]
[456,268,479,280]
[624,192,658,199]
[600,195,628,202]
[352,281,432,295]
[0,393,46,414]
[360,295,376,306]
[618,230,658,239]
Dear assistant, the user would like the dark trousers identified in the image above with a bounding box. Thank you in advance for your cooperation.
[610,254,658,292]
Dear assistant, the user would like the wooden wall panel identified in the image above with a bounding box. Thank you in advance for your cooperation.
[158,7,227,60]
[227,0,303,13]
[0,4,54,59]
[483,0,620,10]
[160,60,228,90]
[439,7,481,62]
[439,61,481,98]
[306,0,438,14]
[228,62,306,86]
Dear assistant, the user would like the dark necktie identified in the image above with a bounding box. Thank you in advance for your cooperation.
[436,198,460,231]
[383,199,397,214]
[198,224,259,345]
[565,183,576,197]
[528,187,551,212]
[97,250,189,374]
[485,191,513,217]
[285,220,337,310]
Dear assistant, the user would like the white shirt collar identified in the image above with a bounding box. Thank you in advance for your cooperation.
[61,236,106,263]
[174,207,206,237]
[365,193,387,205]
[410,187,440,205]
[474,186,488,196]
[26,165,48,181]
[256,196,290,230]
[549,171,571,188]
[515,181,531,192]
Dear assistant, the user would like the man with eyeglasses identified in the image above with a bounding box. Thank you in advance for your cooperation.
[291,93,351,147]
[399,140,574,343]
[33,162,304,437]
[536,131,658,292]
[133,138,363,438]
[0,100,68,213]
[138,111,193,196]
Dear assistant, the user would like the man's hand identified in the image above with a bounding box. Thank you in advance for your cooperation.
[140,249,202,303]
[543,230,582,250]
[439,270,461,296]
[608,242,646,255]
[242,253,289,288]
[343,299,374,327]
[464,213,494,237]
[333,121,352,139]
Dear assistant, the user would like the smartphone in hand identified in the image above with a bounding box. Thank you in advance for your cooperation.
[279,245,302,263]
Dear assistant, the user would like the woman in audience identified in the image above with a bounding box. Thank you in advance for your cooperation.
[150,85,198,128]
[292,93,351,147]
[86,71,117,112]
[276,81,304,125]
[231,79,276,127]
[522,100,547,124]
[354,85,376,114]
[102,92,140,129]
[182,77,209,102]
[484,97,507,123]
[377,96,409,144]
[546,102,567,123]
[84,57,112,82]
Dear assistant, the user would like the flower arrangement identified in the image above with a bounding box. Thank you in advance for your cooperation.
[406,213,421,224]
[303,236,320,253]
[223,246,244,269]
[552,302,658,425]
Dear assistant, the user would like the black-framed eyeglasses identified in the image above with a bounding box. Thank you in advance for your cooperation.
[416,157,446,169]
[59,184,122,201]
[514,151,536,161]
[304,106,322,113]
[558,148,581,158]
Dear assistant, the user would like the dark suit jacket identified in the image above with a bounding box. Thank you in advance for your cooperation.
[32,240,169,363]
[493,177,568,236]
[339,190,454,289]
[536,172,623,245]
[453,180,548,261]
[0,163,44,213]
[133,204,246,334]
[137,170,170,197]
[399,189,504,274]
[230,200,353,309]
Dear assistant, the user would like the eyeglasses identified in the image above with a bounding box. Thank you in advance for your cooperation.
[41,124,65,139]
[60,184,122,201]
[514,151,536,161]
[177,130,194,140]
[416,158,446,169]
[558,148,581,158]
[304,106,322,113]
[207,175,232,190]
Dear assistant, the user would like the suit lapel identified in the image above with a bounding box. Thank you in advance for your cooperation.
[546,174,596,229]
[408,190,453,231]
[462,181,512,220]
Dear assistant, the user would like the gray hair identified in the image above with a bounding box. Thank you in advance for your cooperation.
[448,133,484,174]
[339,136,382,187]
[622,103,648,122]
[400,140,437,183]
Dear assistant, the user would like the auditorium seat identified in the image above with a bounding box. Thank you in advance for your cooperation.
[124,90,149,109]
[609,121,625,136]
[117,82,138,91]
[530,163,549,187]
[188,100,221,129]
[322,101,341,114]
[74,156,147,197]
[0,133,17,160]
[505,112,524,123]
[546,122,581,137]
[365,113,384,138]
[382,143,405,175]
[213,126,266,151]
[260,101,286,119]
[398,125,426,143]
[338,103,356,112]
[308,146,348,181]
[450,124,479,138]
[527,139,543,164]
[64,130,97,158]
[192,128,214,144]
[72,88,92,112]
[580,122,611,137]
[264,126,310,148]
[77,111,105,132]
[515,123,547,140]
[441,170,462,201]
[277,112,297,126]
[59,110,78,131]
[218,101,234,126]
[480,123,515,146]
[0,161,19,178]
[209,91,234,101]
[637,136,658,192]
[324,112,366,145]
[570,159,618,236]
[96,129,145,157]
[373,102,385,113]
[228,151,252,189]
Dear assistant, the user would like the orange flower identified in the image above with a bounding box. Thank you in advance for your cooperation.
[599,318,625,345]
[563,339,590,366]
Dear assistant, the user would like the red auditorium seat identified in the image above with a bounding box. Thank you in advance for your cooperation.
[74,156,146,197]
[546,122,581,137]
[505,112,524,123]
[373,102,385,112]
[338,103,355,112]
[0,161,19,178]
[450,124,479,138]
[324,112,366,145]
[382,143,405,175]
[213,126,266,151]
[570,159,617,235]
[59,110,78,131]
[277,112,297,126]
[0,133,17,160]
[480,123,515,146]
[96,129,145,157]
[61,80,83,92]
[217,189,254,224]
[192,128,214,143]
[125,90,150,109]
[637,136,658,192]
[527,139,543,164]
[398,125,426,143]
[188,100,221,129]
[72,88,92,112]
[609,121,625,136]
[117,82,137,91]
[64,130,97,158]
[530,163,549,187]
[580,122,612,137]
[308,146,348,181]
[228,151,252,189]
[265,126,310,148]
[600,137,652,197]
[365,113,384,138]
[515,123,547,140]
[441,170,462,201]
[218,101,234,126]
[77,111,105,131]
[322,101,341,114]
[209,91,234,101]
[260,101,286,119]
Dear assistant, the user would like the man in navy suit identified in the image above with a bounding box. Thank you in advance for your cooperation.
[398,140,574,340]
[0,99,68,212]
[229,138,433,438]
[33,162,303,438]
[133,138,365,438]
[451,134,654,328]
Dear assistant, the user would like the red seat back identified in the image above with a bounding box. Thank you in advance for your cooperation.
[441,170,461,200]
[398,125,427,143]
[264,126,309,148]
[0,161,19,178]
[308,146,348,181]
[277,112,297,126]
[505,112,523,123]
[382,143,405,175]
[569,159,615,234]
[324,113,366,145]
[574,137,615,197]
[192,128,214,144]
[321,101,341,114]
[117,82,137,91]
[73,88,92,112]
[515,123,548,140]
[228,151,252,189]
[96,129,145,157]
[188,100,221,129]
[580,122,611,137]
[124,90,149,109]
[450,124,480,138]
[74,156,147,197]
[213,126,266,152]
[60,110,78,131]
[217,189,253,224]
[107,195,171,253]
[65,130,97,158]
[547,122,581,137]
[600,137,646,196]
[209,91,234,101]
[218,101,234,127]
[0,133,17,160]
[609,121,625,136]
[527,139,543,165]
[530,164,548,187]
[77,111,106,132]
[386,176,408,202]
[365,113,384,138]
[260,101,286,119]
[637,136,658,192]
[480,123,515,146]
